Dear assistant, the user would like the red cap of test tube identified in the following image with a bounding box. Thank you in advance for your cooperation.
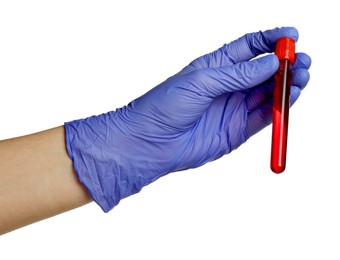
[275,37,296,64]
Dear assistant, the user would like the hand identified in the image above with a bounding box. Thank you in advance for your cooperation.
[65,27,311,212]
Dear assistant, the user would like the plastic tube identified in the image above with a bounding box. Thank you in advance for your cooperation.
[270,37,296,173]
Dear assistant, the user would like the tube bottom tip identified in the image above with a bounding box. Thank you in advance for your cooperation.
[271,164,285,174]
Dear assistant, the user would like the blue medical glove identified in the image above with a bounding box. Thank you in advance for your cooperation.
[65,27,311,212]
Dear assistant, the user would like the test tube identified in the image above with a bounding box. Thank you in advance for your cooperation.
[270,37,296,173]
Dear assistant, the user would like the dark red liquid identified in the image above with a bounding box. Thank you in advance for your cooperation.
[271,59,292,173]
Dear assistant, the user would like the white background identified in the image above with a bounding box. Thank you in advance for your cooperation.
[0,1,338,259]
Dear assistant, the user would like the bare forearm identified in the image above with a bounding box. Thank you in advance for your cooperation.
[0,126,92,235]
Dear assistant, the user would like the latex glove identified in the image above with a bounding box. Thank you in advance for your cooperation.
[65,27,311,212]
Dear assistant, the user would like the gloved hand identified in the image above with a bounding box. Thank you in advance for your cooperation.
[65,27,311,212]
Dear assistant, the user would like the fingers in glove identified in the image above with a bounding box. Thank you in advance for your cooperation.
[245,52,311,112]
[177,27,299,76]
